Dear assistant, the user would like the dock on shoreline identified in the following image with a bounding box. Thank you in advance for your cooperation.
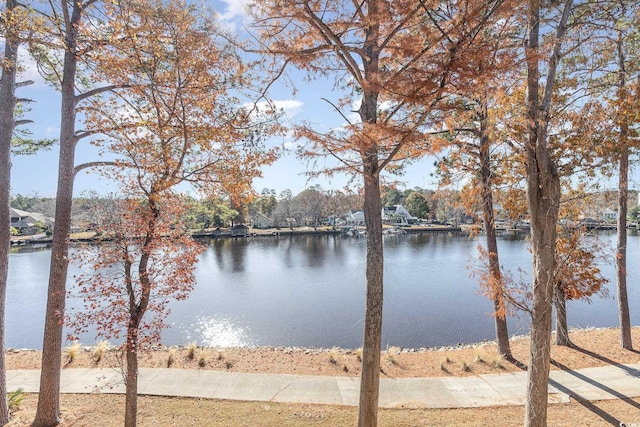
[10,224,463,248]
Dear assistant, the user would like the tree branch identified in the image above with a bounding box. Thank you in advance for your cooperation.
[74,129,103,140]
[321,97,353,126]
[74,161,120,175]
[541,0,574,116]
[75,84,128,104]
[303,3,364,85]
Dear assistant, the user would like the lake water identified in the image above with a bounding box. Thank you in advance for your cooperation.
[8,231,640,349]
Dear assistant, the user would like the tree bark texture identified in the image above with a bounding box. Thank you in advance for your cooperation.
[357,163,384,427]
[616,146,631,349]
[0,0,19,423]
[478,100,511,358]
[34,2,81,425]
[615,29,632,350]
[553,284,571,347]
[356,5,383,426]
[524,192,558,427]
[124,327,139,427]
[523,0,567,425]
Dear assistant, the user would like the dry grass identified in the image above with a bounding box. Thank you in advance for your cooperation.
[167,349,176,368]
[493,353,505,370]
[69,231,97,240]
[198,354,207,368]
[385,346,401,365]
[186,342,197,360]
[328,347,339,365]
[92,340,109,364]
[63,341,82,364]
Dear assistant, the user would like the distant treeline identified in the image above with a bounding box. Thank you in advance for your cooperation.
[11,186,637,232]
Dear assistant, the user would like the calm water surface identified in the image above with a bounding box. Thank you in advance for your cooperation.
[8,232,640,349]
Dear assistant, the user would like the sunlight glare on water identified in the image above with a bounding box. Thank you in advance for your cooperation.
[7,231,639,349]
[187,316,254,347]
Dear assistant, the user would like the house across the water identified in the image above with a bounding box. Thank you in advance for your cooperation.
[10,208,54,235]
[381,205,418,225]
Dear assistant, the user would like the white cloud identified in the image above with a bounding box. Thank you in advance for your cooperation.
[345,112,361,125]
[218,0,251,21]
[215,0,253,32]
[379,100,396,112]
[18,46,46,87]
[283,140,301,150]
[45,126,59,138]
[246,99,304,122]
[271,99,303,117]
[242,100,303,151]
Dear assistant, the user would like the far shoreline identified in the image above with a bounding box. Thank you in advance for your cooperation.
[10,223,465,248]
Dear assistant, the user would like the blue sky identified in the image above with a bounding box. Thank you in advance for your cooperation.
[7,0,444,198]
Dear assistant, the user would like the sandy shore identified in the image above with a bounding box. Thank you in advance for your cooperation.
[5,327,640,426]
[7,327,640,378]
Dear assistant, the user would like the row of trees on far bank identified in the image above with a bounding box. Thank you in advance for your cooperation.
[249,186,435,228]
[1,1,639,427]
[11,186,640,234]
[10,186,436,232]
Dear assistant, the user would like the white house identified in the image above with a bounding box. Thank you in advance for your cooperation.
[251,212,274,229]
[345,210,365,226]
[381,205,417,225]
[602,209,618,223]
[10,208,54,234]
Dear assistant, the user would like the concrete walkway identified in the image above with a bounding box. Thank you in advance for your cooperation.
[7,363,640,409]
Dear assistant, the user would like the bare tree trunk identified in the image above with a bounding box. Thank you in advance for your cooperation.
[0,1,19,422]
[615,28,632,350]
[616,146,632,349]
[34,3,81,425]
[124,327,139,427]
[523,1,570,425]
[524,210,558,427]
[356,5,383,425]
[479,99,511,358]
[553,284,571,347]
[357,158,384,427]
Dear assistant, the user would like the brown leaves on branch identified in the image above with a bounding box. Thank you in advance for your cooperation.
[84,0,277,203]
[474,225,609,316]
[68,196,203,348]
[66,0,277,352]
[249,0,510,180]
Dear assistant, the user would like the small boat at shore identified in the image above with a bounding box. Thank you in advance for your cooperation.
[384,227,406,235]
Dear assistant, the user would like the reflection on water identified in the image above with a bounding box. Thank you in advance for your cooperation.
[7,232,639,349]
[208,238,250,272]
[186,316,253,347]
[9,244,51,254]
